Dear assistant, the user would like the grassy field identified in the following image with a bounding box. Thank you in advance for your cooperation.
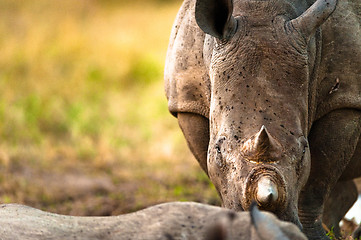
[0,0,220,216]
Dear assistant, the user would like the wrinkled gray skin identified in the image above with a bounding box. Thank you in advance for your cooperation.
[164,0,361,239]
[0,202,307,240]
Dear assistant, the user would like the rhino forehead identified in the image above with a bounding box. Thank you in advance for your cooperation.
[211,34,308,76]
[232,0,303,19]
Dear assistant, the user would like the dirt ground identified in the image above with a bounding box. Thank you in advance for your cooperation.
[1,159,359,239]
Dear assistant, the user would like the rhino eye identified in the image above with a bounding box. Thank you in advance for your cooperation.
[298,136,308,155]
[214,137,227,169]
[216,145,222,154]
[302,145,308,154]
[215,137,226,154]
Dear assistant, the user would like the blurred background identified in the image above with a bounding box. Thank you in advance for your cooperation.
[0,0,219,216]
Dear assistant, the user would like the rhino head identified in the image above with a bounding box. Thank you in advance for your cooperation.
[195,0,337,226]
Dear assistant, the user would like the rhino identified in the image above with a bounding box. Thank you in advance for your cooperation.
[0,202,306,240]
[164,0,361,239]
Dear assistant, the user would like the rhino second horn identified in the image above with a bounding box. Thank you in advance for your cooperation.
[253,125,280,156]
[256,176,279,207]
[242,125,282,162]
[254,125,271,153]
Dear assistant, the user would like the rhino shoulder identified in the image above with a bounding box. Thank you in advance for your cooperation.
[164,0,211,118]
[315,0,361,120]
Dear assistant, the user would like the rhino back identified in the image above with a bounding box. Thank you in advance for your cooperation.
[315,0,361,120]
[164,0,211,118]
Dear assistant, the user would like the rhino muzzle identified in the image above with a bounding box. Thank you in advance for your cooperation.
[242,166,286,212]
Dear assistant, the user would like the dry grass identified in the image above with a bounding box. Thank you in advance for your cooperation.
[0,0,220,216]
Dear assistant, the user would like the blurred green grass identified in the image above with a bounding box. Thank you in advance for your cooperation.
[0,0,220,215]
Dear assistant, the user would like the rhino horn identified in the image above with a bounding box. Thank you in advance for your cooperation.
[195,0,237,39]
[254,125,272,154]
[255,176,279,207]
[289,0,337,38]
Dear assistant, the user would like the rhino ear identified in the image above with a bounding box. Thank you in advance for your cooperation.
[288,0,337,39]
[195,0,237,40]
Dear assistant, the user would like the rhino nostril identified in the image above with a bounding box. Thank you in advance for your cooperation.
[256,177,279,207]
